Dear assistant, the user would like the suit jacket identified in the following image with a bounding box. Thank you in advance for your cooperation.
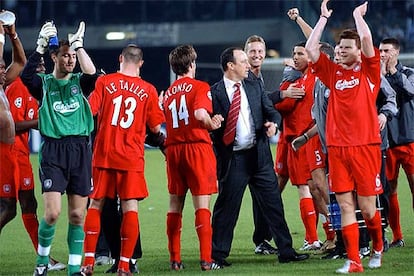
[211,77,282,181]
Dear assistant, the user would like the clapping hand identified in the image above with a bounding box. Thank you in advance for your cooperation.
[68,21,85,51]
[36,21,57,54]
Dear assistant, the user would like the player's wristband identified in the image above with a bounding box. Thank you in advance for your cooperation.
[11,33,18,40]
[0,34,5,45]
[303,133,309,141]
[320,15,329,20]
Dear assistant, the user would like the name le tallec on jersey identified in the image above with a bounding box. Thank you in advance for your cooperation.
[104,79,149,101]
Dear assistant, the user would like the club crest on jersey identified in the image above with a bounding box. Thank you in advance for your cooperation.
[2,184,11,194]
[14,97,22,108]
[375,174,382,192]
[70,85,80,95]
[24,177,32,186]
[28,108,35,119]
[43,179,52,189]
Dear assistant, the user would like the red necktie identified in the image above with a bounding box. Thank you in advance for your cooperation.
[223,83,241,145]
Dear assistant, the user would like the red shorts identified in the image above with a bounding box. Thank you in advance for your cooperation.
[91,167,148,200]
[275,133,289,178]
[306,135,326,172]
[386,143,414,181]
[287,142,311,185]
[15,151,35,192]
[166,143,218,196]
[0,143,18,198]
[328,145,382,196]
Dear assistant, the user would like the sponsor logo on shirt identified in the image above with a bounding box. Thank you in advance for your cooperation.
[335,78,359,91]
[53,100,80,114]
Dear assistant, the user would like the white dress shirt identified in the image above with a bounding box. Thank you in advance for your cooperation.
[223,77,256,150]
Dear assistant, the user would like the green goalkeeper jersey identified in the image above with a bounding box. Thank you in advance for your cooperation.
[38,73,94,139]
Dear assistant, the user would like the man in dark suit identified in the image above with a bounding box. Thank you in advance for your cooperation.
[210,47,309,268]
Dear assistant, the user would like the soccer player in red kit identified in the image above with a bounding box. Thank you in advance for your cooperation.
[4,62,40,248]
[275,42,323,251]
[162,45,223,271]
[306,0,383,273]
[82,44,165,276]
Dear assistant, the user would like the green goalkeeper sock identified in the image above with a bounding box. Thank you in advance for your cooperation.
[67,223,85,275]
[36,218,56,265]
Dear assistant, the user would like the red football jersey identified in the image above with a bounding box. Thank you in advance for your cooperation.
[163,77,213,146]
[88,72,165,171]
[312,49,381,146]
[5,77,38,154]
[275,71,315,141]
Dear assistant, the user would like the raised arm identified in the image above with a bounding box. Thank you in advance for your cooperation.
[287,8,313,39]
[69,22,96,75]
[3,21,26,87]
[305,0,332,63]
[353,1,375,58]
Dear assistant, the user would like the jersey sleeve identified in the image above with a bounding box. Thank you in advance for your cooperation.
[26,94,39,120]
[88,75,105,116]
[193,81,213,114]
[361,48,381,97]
[311,53,337,91]
[274,80,297,114]
[146,86,165,128]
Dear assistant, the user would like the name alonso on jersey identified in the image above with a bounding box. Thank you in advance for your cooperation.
[163,82,193,102]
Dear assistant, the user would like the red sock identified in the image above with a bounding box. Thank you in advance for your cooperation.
[167,212,182,262]
[83,208,101,266]
[22,213,39,252]
[195,208,212,262]
[365,211,383,252]
[323,221,335,241]
[119,211,139,272]
[342,223,361,264]
[388,193,403,241]
[300,198,318,243]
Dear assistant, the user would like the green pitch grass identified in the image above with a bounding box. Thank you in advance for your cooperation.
[0,149,413,275]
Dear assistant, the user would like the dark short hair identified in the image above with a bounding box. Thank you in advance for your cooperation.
[121,44,143,63]
[220,47,243,72]
[380,37,400,50]
[294,41,307,48]
[169,44,197,76]
[338,29,361,49]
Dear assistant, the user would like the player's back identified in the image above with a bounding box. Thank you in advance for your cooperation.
[163,77,212,146]
[89,72,164,171]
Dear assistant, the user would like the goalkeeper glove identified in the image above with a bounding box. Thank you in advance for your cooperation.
[36,22,57,54]
[68,21,85,51]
